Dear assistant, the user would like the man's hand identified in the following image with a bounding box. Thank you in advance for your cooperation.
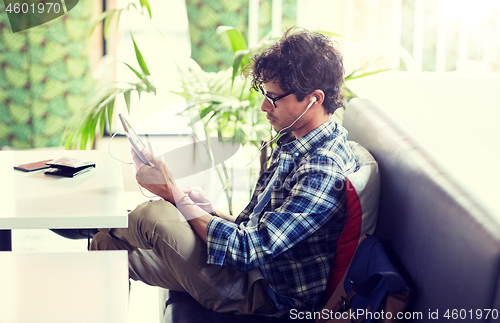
[182,187,213,214]
[131,148,176,204]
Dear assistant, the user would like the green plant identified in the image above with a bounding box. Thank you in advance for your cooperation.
[62,0,155,149]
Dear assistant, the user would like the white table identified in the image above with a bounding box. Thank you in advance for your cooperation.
[0,250,129,323]
[0,150,128,250]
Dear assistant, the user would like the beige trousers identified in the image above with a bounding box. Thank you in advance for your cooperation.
[90,199,276,315]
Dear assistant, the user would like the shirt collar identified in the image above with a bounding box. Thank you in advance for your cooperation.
[277,118,338,159]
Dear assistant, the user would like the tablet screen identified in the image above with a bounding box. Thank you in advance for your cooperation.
[118,113,151,165]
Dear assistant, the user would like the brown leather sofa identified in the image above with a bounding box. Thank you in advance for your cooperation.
[160,98,500,322]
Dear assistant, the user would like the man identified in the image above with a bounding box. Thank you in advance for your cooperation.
[91,27,358,316]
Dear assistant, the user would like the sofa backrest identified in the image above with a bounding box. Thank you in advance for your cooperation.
[343,98,500,322]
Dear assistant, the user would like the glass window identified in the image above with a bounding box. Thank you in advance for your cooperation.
[112,0,192,135]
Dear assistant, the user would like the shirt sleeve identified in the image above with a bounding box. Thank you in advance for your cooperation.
[206,155,346,272]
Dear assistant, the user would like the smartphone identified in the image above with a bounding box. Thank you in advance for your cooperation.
[118,113,152,166]
[14,159,53,172]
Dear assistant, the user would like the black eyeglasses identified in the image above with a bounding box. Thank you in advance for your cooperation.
[258,83,292,108]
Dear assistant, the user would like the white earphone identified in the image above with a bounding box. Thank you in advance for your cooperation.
[304,96,317,111]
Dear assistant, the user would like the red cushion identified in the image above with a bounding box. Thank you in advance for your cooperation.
[323,178,362,298]
[322,141,380,300]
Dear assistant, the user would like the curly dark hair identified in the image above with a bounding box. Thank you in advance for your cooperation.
[248,27,344,114]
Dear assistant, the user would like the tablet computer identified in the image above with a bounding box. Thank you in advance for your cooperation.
[118,113,152,166]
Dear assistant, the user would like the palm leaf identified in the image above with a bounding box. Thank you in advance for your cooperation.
[318,30,344,38]
[131,35,150,76]
[123,89,131,114]
[88,9,116,38]
[215,26,248,54]
[345,68,392,81]
[232,50,250,87]
[139,0,152,18]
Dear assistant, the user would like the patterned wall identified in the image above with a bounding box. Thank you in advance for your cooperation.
[0,0,95,149]
[185,0,296,73]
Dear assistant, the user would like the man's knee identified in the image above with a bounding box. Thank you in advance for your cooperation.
[129,200,182,231]
[90,231,135,251]
[90,231,117,250]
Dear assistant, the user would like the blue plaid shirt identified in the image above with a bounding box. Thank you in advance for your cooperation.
[206,119,358,311]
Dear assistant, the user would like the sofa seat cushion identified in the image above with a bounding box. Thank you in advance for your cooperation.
[161,290,314,323]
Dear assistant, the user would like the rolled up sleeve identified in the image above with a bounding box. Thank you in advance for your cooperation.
[205,157,345,273]
[206,216,237,266]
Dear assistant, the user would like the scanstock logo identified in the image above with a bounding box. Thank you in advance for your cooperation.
[3,0,79,33]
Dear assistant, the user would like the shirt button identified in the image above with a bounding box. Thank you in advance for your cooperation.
[294,152,299,157]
